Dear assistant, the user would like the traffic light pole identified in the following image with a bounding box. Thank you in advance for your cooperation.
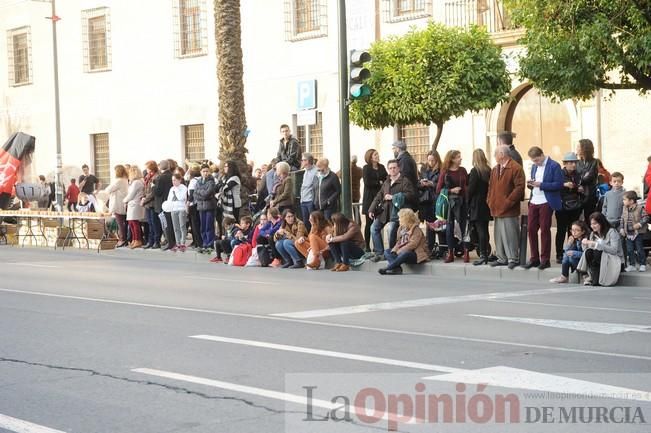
[337,0,352,219]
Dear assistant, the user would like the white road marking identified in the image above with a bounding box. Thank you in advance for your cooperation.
[424,366,651,402]
[2,288,651,361]
[183,275,280,285]
[0,414,66,433]
[132,368,422,423]
[272,286,611,319]
[189,334,463,373]
[5,263,58,269]
[469,314,651,335]
[489,299,651,315]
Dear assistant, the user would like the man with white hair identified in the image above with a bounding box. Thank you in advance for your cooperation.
[487,144,526,269]
[313,158,341,220]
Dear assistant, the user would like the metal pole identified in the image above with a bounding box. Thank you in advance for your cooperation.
[50,0,63,210]
[337,0,352,218]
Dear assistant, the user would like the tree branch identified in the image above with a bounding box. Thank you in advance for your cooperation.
[598,81,645,90]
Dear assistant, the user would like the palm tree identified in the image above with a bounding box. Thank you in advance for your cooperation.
[214,0,247,165]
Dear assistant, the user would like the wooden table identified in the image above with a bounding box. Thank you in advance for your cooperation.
[0,211,113,253]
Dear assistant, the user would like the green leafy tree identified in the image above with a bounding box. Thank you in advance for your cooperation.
[505,0,651,100]
[349,23,511,150]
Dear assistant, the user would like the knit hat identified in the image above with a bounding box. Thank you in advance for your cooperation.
[158,160,169,171]
[391,140,407,151]
[562,151,579,162]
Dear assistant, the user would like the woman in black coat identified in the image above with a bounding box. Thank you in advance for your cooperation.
[468,149,492,265]
[362,149,387,251]
[418,150,443,256]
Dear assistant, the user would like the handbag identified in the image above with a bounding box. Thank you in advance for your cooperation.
[306,249,325,270]
[562,197,583,212]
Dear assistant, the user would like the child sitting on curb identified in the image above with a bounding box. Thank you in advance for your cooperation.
[550,221,589,283]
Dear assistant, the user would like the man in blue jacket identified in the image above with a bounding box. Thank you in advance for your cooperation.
[523,146,563,270]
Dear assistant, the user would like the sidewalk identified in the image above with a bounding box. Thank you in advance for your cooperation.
[98,246,651,288]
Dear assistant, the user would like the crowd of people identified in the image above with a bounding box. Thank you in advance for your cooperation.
[41,125,650,285]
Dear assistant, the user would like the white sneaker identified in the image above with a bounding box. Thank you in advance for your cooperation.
[625,265,636,273]
[549,275,568,284]
[640,265,647,272]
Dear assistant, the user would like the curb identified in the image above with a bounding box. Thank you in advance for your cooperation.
[354,259,651,287]
[8,245,650,288]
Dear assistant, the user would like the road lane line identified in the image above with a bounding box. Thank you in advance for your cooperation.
[2,287,651,361]
[469,315,651,335]
[132,368,422,423]
[271,286,611,319]
[423,366,651,402]
[488,299,651,314]
[189,335,463,373]
[5,263,59,269]
[0,414,66,433]
[183,276,280,285]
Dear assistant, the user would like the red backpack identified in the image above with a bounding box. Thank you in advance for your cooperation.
[230,243,252,266]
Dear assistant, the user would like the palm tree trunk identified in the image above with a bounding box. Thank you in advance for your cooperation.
[214,0,248,165]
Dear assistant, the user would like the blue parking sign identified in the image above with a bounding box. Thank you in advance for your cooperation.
[297,80,317,111]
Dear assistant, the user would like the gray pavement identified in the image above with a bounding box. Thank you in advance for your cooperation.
[1,246,651,433]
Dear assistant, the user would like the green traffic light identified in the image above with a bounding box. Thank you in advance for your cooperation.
[350,84,371,99]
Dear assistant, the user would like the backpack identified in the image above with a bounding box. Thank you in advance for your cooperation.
[435,187,449,221]
[230,243,252,267]
[257,244,272,267]
[595,183,610,212]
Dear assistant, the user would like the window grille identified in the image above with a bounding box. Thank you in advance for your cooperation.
[183,124,205,162]
[82,7,111,72]
[284,0,328,42]
[296,112,323,159]
[7,27,32,86]
[92,133,110,186]
[381,0,432,22]
[444,0,511,33]
[173,0,208,57]
[398,123,430,165]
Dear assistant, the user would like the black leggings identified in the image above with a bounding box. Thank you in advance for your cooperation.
[364,215,372,251]
[584,248,602,285]
[472,220,490,258]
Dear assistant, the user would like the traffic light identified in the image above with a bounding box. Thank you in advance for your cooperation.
[349,50,371,100]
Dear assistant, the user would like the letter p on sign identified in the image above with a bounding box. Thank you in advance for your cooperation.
[297,80,317,111]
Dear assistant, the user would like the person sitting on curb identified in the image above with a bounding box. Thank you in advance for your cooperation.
[620,191,648,272]
[550,221,589,283]
[378,208,429,275]
[210,217,236,263]
[577,212,623,286]
[256,207,283,266]
[295,211,331,270]
[326,213,365,272]
[274,208,308,268]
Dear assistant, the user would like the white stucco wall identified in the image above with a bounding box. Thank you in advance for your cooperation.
[1,0,649,189]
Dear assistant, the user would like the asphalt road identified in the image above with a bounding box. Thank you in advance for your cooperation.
[1,247,650,433]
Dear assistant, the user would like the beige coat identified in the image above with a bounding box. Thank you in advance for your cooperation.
[392,224,429,263]
[124,179,145,221]
[103,178,128,215]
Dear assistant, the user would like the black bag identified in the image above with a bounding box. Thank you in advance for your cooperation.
[257,244,272,267]
[562,198,583,212]
[563,194,586,212]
